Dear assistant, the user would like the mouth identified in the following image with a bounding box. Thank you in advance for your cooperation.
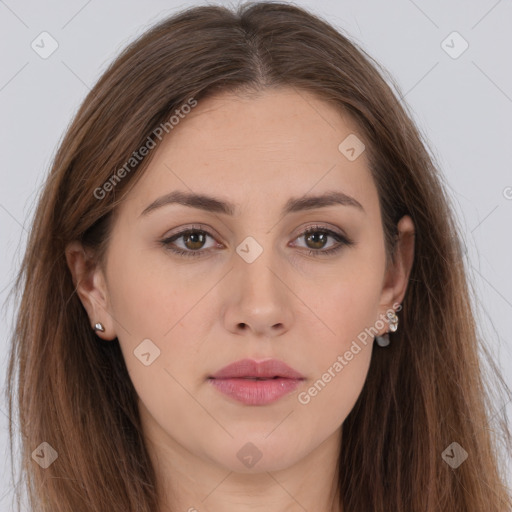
[208,358,305,405]
[215,376,291,380]
[208,357,305,380]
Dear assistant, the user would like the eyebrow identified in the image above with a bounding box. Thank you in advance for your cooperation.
[140,189,365,217]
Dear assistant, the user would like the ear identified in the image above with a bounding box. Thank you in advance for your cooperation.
[65,241,117,340]
[377,215,415,332]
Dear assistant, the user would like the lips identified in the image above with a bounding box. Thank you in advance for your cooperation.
[208,358,305,405]
[209,358,305,380]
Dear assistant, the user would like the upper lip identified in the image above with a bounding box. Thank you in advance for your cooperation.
[209,358,305,380]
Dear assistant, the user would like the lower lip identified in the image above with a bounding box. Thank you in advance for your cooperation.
[208,377,303,405]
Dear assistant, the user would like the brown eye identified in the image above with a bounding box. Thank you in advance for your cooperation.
[292,226,354,257]
[304,231,329,250]
[161,227,218,258]
[181,231,207,251]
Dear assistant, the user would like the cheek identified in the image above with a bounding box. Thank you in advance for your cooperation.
[106,246,194,336]
[295,275,382,431]
[105,245,211,384]
[310,249,385,350]
[297,341,373,432]
[297,244,385,410]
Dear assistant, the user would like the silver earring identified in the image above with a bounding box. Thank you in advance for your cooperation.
[388,310,399,332]
[375,311,399,347]
[93,322,105,333]
[375,333,390,347]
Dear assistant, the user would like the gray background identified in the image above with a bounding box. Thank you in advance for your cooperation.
[1,0,511,507]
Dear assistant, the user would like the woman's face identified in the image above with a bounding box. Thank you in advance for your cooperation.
[69,87,413,476]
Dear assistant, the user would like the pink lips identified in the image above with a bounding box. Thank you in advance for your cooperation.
[208,358,305,405]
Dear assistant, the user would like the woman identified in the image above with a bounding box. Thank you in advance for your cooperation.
[6,2,511,511]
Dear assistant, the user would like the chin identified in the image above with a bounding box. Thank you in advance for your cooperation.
[202,433,310,474]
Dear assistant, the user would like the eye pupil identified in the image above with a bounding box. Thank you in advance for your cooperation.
[185,232,205,250]
[306,231,327,249]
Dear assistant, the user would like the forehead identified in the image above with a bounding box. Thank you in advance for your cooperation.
[119,87,378,219]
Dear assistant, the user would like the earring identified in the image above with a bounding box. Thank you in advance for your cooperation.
[375,333,390,347]
[93,322,105,333]
[388,310,399,332]
[375,310,399,347]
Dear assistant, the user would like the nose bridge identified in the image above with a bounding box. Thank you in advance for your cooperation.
[234,231,283,299]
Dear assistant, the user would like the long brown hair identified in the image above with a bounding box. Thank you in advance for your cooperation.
[5,2,511,511]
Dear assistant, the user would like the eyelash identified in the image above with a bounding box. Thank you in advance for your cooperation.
[160,224,354,259]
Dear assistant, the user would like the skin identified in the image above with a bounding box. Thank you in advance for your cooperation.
[66,87,415,512]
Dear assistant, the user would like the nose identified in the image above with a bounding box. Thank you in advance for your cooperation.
[222,247,294,339]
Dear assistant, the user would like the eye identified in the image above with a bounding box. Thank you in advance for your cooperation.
[160,224,354,258]
[291,225,354,257]
[160,224,219,258]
